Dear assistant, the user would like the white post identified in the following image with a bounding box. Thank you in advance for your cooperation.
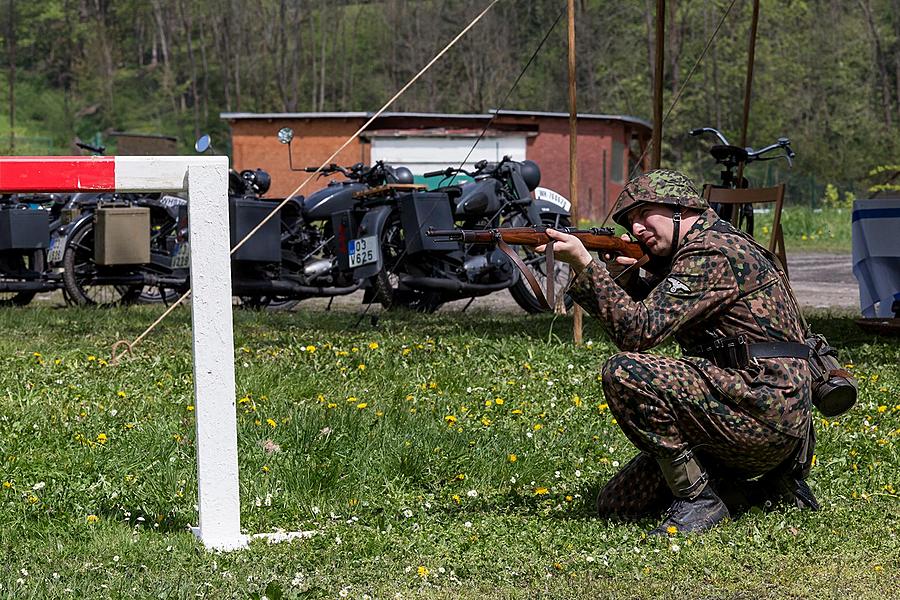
[185,159,246,551]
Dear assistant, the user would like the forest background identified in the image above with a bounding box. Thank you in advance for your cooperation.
[0,0,898,206]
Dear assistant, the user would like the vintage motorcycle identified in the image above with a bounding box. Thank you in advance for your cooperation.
[240,127,418,310]
[0,193,69,306]
[344,156,573,313]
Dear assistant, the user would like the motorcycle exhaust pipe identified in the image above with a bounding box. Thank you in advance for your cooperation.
[398,275,514,295]
[232,279,363,297]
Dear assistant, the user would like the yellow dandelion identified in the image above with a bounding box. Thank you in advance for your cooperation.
[572,395,582,407]
[452,494,461,504]
[327,402,337,409]
[238,396,250,404]
[873,565,883,572]
[511,409,523,415]
[117,390,126,398]
[27,495,38,504]
[86,514,99,524]
[444,415,457,425]
[266,418,277,428]
[417,566,429,578]
[611,418,618,425]
[534,487,549,495]
[306,345,316,353]
[495,398,504,405]
[358,364,366,371]
[401,348,411,356]
[533,423,543,431]
[186,405,194,412]
[877,406,887,413]
[96,433,108,444]
[484,399,493,407]
[597,403,608,412]
[124,423,134,430]
[2,481,11,489]
[368,342,379,350]
[481,416,492,426]
[666,525,678,535]
[455,473,466,481]
[508,454,517,463]
[87,355,96,362]
[261,465,270,473]
[357,402,368,409]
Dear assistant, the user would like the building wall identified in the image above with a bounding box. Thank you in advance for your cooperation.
[523,119,629,224]
[227,114,646,221]
[229,117,368,199]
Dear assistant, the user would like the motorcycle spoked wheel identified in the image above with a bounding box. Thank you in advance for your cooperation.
[370,214,444,313]
[0,250,43,306]
[62,219,143,306]
[507,214,576,314]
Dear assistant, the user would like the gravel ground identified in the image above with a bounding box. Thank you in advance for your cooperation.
[30,251,860,315]
[299,251,861,315]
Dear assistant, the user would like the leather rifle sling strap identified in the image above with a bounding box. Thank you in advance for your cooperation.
[496,239,554,311]
[496,237,651,311]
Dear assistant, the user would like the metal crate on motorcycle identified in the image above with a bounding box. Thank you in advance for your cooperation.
[228,197,281,263]
[94,206,151,265]
[399,191,455,254]
[0,207,49,250]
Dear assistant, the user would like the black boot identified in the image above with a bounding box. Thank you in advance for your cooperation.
[650,449,730,535]
[650,486,731,535]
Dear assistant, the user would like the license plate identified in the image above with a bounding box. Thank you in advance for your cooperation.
[171,242,190,269]
[47,235,66,263]
[348,235,378,268]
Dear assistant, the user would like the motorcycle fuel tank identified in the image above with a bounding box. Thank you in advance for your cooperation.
[303,181,367,220]
[454,179,502,217]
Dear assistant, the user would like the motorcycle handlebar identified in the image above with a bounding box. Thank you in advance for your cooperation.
[689,127,730,146]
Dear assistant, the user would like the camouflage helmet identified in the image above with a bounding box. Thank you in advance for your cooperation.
[610,169,707,228]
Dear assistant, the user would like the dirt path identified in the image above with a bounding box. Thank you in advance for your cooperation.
[300,251,860,315]
[33,252,859,314]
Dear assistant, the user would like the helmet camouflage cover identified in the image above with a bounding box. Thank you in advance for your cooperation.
[610,169,708,227]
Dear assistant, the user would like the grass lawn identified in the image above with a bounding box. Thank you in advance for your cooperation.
[0,305,897,599]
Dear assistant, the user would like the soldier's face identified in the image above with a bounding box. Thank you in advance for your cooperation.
[627,205,676,256]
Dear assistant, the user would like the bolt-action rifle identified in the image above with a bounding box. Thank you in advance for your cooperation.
[426,226,647,310]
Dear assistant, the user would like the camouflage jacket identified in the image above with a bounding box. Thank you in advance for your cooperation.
[568,208,811,437]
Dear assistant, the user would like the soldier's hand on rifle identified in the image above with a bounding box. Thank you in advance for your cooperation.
[536,228,594,274]
[601,234,640,280]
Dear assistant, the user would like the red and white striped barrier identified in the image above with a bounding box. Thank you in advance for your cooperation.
[0,155,253,551]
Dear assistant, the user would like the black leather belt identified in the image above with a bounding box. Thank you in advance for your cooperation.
[686,335,810,369]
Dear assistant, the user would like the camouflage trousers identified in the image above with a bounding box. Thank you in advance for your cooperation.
[596,351,801,518]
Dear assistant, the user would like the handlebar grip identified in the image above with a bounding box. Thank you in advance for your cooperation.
[689,128,704,136]
[423,169,450,178]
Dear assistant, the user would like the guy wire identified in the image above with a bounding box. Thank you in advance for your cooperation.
[110,0,502,363]
[600,0,739,227]
[352,2,566,327]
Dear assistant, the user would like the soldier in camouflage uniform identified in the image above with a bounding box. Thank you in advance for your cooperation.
[540,169,816,534]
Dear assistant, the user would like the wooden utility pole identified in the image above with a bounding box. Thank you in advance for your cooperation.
[566,0,582,342]
[737,0,761,186]
[7,0,15,153]
[651,0,665,169]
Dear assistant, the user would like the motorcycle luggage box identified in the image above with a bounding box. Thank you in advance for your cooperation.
[0,208,49,250]
[94,206,150,265]
[399,191,454,254]
[229,197,281,263]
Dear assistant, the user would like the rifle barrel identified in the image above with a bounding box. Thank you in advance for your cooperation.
[425,227,644,259]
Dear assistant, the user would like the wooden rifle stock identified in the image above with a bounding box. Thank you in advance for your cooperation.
[426,226,645,260]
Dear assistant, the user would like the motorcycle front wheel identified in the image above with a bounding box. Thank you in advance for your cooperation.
[507,214,576,314]
[62,219,142,306]
[370,214,444,313]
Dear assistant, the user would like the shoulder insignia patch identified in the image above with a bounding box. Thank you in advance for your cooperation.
[665,276,692,295]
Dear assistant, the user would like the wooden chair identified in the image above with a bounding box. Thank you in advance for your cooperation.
[703,184,789,276]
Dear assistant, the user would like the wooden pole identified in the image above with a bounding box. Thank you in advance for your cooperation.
[737,0,760,187]
[651,0,665,169]
[567,0,582,342]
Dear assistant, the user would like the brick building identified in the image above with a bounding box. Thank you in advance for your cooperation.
[221,110,651,223]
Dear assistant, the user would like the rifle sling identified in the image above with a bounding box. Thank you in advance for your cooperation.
[496,239,554,311]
